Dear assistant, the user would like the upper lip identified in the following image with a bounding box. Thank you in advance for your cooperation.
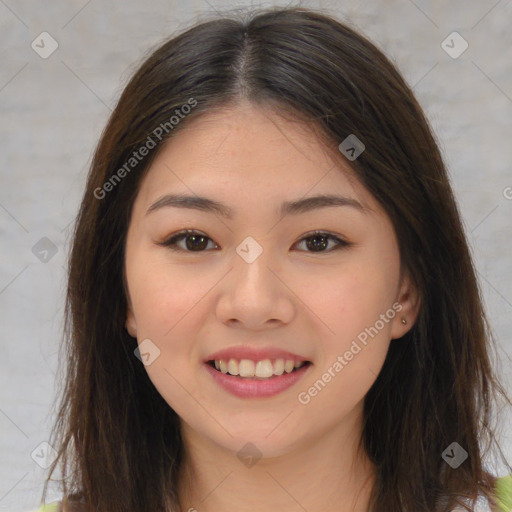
[205,346,310,363]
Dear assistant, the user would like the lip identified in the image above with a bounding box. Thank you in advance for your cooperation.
[204,346,309,364]
[204,360,312,399]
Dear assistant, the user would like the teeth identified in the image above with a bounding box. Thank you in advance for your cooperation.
[284,360,295,373]
[239,359,254,377]
[228,358,239,376]
[255,359,274,378]
[273,358,284,375]
[212,358,307,378]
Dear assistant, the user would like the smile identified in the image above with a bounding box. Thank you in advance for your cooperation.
[209,358,308,379]
[203,347,312,398]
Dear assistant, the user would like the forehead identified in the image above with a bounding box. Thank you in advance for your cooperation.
[132,101,376,215]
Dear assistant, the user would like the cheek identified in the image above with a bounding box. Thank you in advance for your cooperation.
[313,252,399,377]
[323,271,397,340]
[297,273,396,417]
[126,255,214,393]
[127,259,212,412]
[129,258,208,338]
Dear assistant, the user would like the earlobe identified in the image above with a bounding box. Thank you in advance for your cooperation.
[391,273,421,340]
[125,306,137,338]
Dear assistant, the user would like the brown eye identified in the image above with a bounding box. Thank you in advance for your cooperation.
[294,231,350,253]
[160,230,218,252]
[159,229,349,254]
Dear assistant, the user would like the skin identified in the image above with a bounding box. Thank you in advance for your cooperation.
[124,100,420,512]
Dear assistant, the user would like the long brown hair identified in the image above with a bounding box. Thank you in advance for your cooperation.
[42,6,511,512]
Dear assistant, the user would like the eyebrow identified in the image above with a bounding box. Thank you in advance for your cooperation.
[145,193,368,219]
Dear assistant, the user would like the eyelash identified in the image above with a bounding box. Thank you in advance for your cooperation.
[158,229,351,254]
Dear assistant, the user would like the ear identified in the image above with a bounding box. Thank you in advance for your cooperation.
[390,272,421,340]
[125,301,138,338]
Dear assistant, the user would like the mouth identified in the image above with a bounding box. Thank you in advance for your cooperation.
[203,355,313,399]
[206,358,312,380]
[203,346,313,398]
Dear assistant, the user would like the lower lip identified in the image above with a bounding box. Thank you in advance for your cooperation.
[204,362,311,398]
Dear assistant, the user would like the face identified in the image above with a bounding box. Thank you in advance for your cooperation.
[124,100,419,459]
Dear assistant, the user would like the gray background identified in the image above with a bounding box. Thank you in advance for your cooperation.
[1,1,511,510]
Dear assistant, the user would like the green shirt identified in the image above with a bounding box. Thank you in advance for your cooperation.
[35,474,512,511]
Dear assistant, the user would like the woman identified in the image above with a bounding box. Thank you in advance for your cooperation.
[38,6,512,512]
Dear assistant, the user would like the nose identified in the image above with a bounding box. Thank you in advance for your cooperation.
[215,241,295,330]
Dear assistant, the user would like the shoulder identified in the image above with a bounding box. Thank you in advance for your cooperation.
[35,503,61,512]
[450,474,512,512]
[35,501,88,512]
[33,475,512,512]
[495,475,512,512]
